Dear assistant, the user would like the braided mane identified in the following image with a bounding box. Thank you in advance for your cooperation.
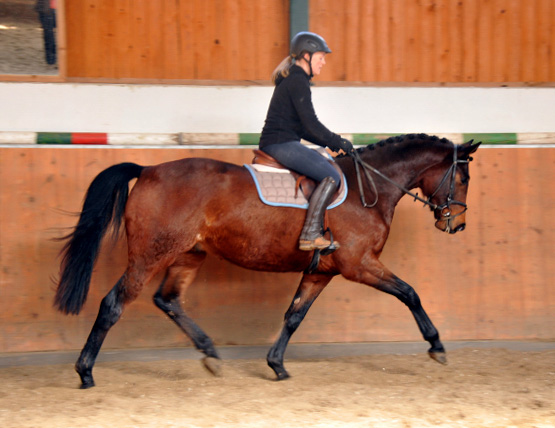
[337,133,453,160]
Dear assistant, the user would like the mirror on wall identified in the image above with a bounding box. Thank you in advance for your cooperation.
[0,0,58,75]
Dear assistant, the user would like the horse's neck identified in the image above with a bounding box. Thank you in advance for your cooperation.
[375,154,432,192]
[360,146,444,208]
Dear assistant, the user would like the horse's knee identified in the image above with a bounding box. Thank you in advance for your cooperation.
[402,286,421,308]
[153,292,183,321]
[387,280,421,308]
[153,292,169,310]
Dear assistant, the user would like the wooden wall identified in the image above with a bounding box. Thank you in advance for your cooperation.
[65,0,289,80]
[62,0,554,83]
[0,146,553,354]
[312,0,555,83]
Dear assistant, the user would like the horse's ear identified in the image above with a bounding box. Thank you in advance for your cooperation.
[459,139,481,159]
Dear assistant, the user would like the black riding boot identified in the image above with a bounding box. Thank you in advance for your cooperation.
[299,177,340,251]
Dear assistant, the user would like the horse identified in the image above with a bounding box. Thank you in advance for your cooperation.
[54,133,480,388]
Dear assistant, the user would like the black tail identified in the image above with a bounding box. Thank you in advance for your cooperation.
[54,162,144,315]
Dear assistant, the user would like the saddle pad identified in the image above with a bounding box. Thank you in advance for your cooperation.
[244,164,347,209]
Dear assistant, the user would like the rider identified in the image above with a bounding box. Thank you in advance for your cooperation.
[259,31,354,252]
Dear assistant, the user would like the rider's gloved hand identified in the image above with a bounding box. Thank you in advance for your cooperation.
[337,138,354,154]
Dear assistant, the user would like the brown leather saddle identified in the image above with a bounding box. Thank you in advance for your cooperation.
[252,149,344,201]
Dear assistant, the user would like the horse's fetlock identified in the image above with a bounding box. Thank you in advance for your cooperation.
[197,336,218,358]
[429,337,444,351]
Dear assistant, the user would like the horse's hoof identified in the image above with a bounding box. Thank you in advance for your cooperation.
[76,370,95,389]
[79,379,95,389]
[275,371,291,381]
[202,357,222,376]
[428,351,448,365]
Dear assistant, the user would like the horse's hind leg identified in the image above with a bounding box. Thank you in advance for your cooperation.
[75,274,135,388]
[153,252,221,375]
[267,273,333,380]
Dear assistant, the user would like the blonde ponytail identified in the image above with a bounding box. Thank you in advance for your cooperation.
[271,56,293,84]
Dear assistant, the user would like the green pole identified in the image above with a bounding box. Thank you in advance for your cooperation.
[290,0,309,40]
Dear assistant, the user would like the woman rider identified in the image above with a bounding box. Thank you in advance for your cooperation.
[259,31,353,251]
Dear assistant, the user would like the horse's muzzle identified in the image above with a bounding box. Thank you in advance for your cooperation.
[434,203,467,234]
[434,219,466,234]
[453,223,466,233]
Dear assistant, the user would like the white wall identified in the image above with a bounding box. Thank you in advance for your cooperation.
[0,82,553,134]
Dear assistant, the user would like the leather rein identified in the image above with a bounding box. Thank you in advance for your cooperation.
[349,145,470,224]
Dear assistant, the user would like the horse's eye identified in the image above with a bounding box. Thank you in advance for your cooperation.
[461,176,469,185]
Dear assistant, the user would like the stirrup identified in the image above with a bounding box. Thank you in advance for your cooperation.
[299,229,340,252]
[303,229,339,273]
[299,237,332,251]
[320,227,340,255]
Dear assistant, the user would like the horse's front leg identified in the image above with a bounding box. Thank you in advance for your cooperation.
[267,273,334,380]
[342,261,447,364]
[153,253,222,376]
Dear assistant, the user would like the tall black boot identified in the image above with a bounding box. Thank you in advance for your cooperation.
[299,176,340,251]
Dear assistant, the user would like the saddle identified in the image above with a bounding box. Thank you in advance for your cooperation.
[251,149,344,202]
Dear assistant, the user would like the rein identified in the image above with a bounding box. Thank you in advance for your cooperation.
[349,146,470,224]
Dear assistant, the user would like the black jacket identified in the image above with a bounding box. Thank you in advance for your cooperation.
[259,65,342,150]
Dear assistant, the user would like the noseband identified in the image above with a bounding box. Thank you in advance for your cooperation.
[425,145,470,230]
[350,145,470,231]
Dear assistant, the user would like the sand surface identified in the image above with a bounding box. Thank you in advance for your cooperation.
[1,347,554,427]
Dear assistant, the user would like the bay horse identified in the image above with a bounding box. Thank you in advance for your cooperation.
[55,133,480,388]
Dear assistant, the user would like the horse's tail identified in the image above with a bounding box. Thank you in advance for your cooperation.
[54,162,144,315]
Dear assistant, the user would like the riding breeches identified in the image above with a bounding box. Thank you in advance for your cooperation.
[260,141,341,187]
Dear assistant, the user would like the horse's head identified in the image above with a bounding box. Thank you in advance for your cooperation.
[420,140,481,234]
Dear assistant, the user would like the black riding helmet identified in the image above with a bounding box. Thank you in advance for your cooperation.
[290,32,332,57]
[290,32,331,77]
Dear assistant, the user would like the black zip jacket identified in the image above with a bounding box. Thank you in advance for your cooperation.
[259,65,342,150]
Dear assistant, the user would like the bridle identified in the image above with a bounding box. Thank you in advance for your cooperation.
[350,145,471,231]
